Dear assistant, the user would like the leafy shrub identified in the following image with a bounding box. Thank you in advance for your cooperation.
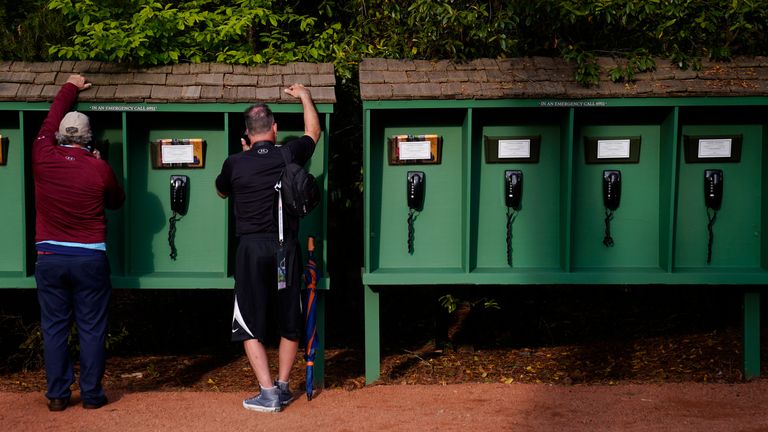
[2,1,766,85]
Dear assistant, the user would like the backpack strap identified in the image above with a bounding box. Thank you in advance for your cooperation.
[275,147,291,247]
[276,145,299,246]
[279,145,292,168]
[275,180,285,246]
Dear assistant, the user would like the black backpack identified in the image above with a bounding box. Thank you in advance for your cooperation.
[277,147,320,218]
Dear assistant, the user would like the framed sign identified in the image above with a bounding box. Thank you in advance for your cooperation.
[584,136,641,164]
[484,136,541,163]
[388,134,442,165]
[683,135,742,163]
[151,138,206,169]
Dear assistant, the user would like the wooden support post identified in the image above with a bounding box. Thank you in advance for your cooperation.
[364,284,381,384]
[743,291,761,379]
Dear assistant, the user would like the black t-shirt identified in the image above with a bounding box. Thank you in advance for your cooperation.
[215,135,315,236]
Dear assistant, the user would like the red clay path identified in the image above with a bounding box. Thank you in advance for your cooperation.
[3,381,768,431]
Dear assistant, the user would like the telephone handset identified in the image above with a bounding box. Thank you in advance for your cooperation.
[406,171,425,255]
[407,171,425,211]
[504,170,523,210]
[704,169,723,211]
[170,175,189,215]
[168,175,189,261]
[704,169,723,264]
[602,170,621,211]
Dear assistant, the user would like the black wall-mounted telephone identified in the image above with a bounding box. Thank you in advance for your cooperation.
[504,170,523,266]
[504,170,523,210]
[407,171,425,211]
[704,169,723,210]
[602,170,621,211]
[170,175,189,216]
[704,169,723,264]
[601,170,621,247]
[406,171,425,255]
[168,175,189,261]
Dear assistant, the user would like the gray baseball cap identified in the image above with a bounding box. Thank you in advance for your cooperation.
[58,111,91,138]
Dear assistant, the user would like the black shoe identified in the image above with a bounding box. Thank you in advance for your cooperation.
[47,397,70,412]
[82,397,108,410]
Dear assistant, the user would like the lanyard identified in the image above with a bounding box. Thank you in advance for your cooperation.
[275,180,284,246]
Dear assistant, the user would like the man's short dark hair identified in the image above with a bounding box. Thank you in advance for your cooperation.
[244,103,274,135]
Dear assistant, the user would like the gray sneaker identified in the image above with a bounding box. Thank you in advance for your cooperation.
[243,387,282,412]
[274,380,294,406]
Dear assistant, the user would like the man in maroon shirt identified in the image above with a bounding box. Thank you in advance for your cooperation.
[33,74,125,412]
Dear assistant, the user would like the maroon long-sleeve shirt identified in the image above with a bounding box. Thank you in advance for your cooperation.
[33,82,125,245]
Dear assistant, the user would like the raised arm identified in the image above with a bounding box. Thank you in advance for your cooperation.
[284,84,320,144]
[36,75,92,146]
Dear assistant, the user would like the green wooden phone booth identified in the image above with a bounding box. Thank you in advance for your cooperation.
[0,61,334,386]
[361,57,768,383]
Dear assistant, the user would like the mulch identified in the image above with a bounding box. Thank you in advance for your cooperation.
[0,285,760,393]
[0,326,747,394]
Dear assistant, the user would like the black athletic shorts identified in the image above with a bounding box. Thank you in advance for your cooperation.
[231,233,302,343]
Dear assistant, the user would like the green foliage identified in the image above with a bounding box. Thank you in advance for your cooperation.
[0,0,69,61]
[439,294,500,314]
[349,0,518,60]
[606,50,656,83]
[526,0,768,85]
[1,0,766,86]
[46,0,347,71]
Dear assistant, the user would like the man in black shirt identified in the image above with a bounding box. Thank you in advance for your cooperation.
[215,83,320,412]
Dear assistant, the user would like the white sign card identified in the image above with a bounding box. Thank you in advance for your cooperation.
[497,139,531,159]
[597,139,631,159]
[697,138,732,158]
[161,144,195,164]
[398,140,432,160]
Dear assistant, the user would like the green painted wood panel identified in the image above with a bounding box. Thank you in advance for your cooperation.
[369,110,466,272]
[472,124,562,270]
[674,124,763,270]
[0,113,24,275]
[125,112,228,277]
[571,124,662,270]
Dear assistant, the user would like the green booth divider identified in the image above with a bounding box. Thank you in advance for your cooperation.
[0,111,25,277]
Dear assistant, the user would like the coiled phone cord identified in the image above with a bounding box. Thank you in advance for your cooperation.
[506,208,517,266]
[706,208,717,264]
[407,209,416,254]
[603,208,615,247]
[168,211,181,260]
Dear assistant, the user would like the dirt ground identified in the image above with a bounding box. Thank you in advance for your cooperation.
[3,381,768,432]
[2,333,767,432]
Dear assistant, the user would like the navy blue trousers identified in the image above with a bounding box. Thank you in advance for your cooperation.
[35,253,111,404]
